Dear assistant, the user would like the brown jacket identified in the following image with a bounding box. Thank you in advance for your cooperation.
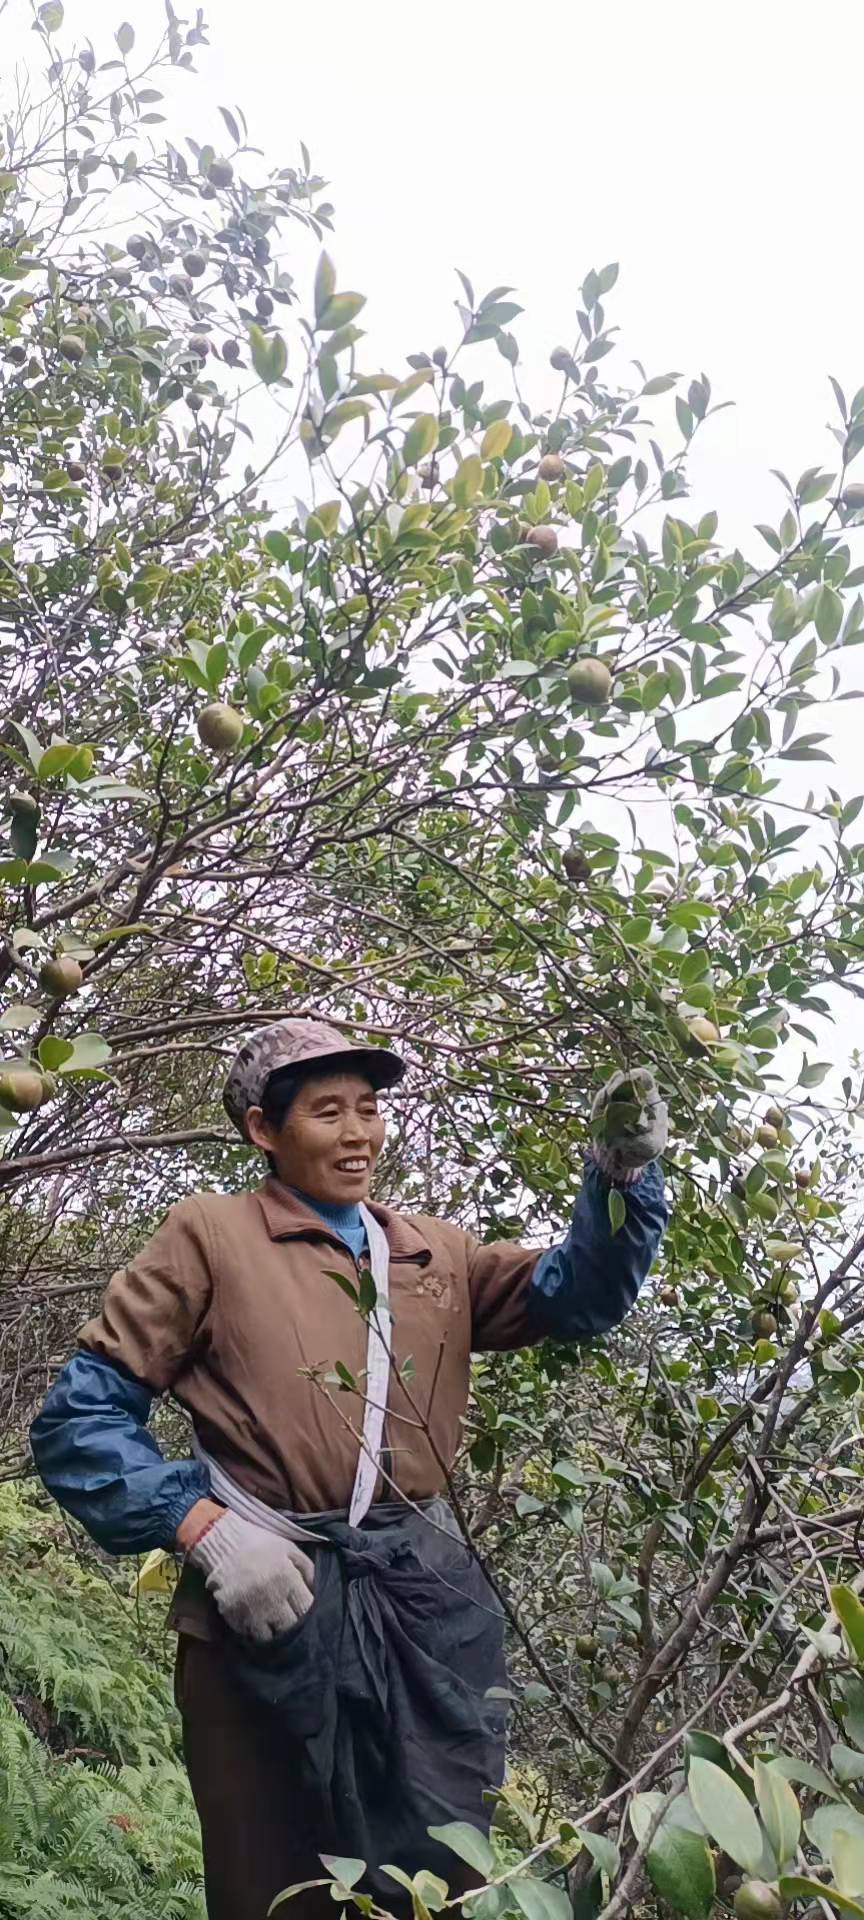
[80,1179,541,1516]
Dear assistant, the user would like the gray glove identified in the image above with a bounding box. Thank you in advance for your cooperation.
[591,1068,667,1182]
[189,1510,315,1642]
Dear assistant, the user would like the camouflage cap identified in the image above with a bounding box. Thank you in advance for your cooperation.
[222,1017,405,1136]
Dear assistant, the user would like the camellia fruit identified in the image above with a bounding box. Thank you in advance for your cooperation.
[550,346,571,371]
[574,1634,597,1659]
[764,1104,785,1131]
[755,1124,779,1149]
[59,334,85,363]
[537,453,565,481]
[183,250,207,277]
[207,158,234,188]
[795,1165,813,1190]
[9,789,38,816]
[39,956,84,998]
[752,1309,778,1337]
[563,846,592,884]
[0,1069,46,1113]
[733,1883,782,1920]
[526,525,558,556]
[197,703,244,752]
[658,1286,679,1307]
[842,484,864,512]
[687,1015,720,1049]
[567,658,612,706]
[66,460,86,482]
[189,334,210,359]
[126,233,148,259]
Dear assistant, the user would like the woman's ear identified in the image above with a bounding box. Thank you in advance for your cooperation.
[245,1104,271,1153]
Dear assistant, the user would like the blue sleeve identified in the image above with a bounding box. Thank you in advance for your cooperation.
[29,1350,210,1556]
[526,1157,668,1341]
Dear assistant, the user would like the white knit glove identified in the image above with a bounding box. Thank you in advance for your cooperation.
[189,1510,315,1642]
[591,1069,667,1184]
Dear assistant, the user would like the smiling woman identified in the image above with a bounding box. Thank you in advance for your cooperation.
[29,1014,667,1920]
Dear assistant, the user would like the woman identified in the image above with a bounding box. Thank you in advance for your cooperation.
[31,1017,668,1920]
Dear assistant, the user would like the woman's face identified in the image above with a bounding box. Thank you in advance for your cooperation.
[247,1071,386,1205]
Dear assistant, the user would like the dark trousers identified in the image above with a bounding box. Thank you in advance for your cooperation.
[175,1634,337,1920]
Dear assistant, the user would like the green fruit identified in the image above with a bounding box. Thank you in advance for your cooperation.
[574,1634,597,1660]
[40,1072,59,1100]
[537,453,565,481]
[207,158,234,188]
[526,524,558,556]
[197,703,244,752]
[755,1124,779,1149]
[8,789,38,816]
[780,1278,800,1304]
[169,274,193,299]
[567,658,612,706]
[0,1069,46,1113]
[183,250,207,277]
[59,334,85,363]
[550,346,571,371]
[39,956,83,998]
[764,1104,785,1131]
[126,234,148,259]
[733,1882,782,1920]
[752,1310,778,1337]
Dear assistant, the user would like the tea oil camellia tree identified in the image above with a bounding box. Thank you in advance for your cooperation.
[5,6,864,1917]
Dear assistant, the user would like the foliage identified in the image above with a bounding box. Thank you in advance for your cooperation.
[3,6,864,1919]
[0,1485,204,1917]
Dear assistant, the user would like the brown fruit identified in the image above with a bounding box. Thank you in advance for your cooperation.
[222,339,241,364]
[0,1069,46,1113]
[197,703,244,752]
[755,1124,779,1149]
[550,346,571,371]
[9,790,38,816]
[7,343,27,365]
[795,1165,813,1190]
[537,453,565,482]
[563,847,592,884]
[187,391,204,413]
[102,456,124,479]
[764,1104,785,1131]
[567,658,612,706]
[574,1634,597,1659]
[752,1310,778,1337]
[658,1286,679,1308]
[126,234,148,259]
[59,334,85,363]
[207,159,234,188]
[66,460,86,482]
[39,956,83,998]
[183,250,207,277]
[525,525,558,556]
[189,334,210,359]
[733,1883,782,1920]
[256,291,274,318]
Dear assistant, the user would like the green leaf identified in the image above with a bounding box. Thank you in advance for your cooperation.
[402,414,439,467]
[38,0,63,29]
[452,456,483,507]
[575,1830,619,1878]
[12,723,43,772]
[38,1036,75,1071]
[427,1823,494,1876]
[646,1823,716,1920]
[832,1746,864,1785]
[508,1878,571,1920]
[322,1267,360,1305]
[0,1005,39,1031]
[314,252,336,323]
[835,1829,864,1898]
[481,420,512,460]
[688,1757,764,1873]
[754,1759,800,1868]
[815,584,844,646]
[779,1879,864,1917]
[249,325,287,385]
[833,1587,864,1665]
[318,291,366,331]
[57,1032,112,1075]
[320,1858,366,1889]
[264,530,293,564]
[607,1189,626,1235]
